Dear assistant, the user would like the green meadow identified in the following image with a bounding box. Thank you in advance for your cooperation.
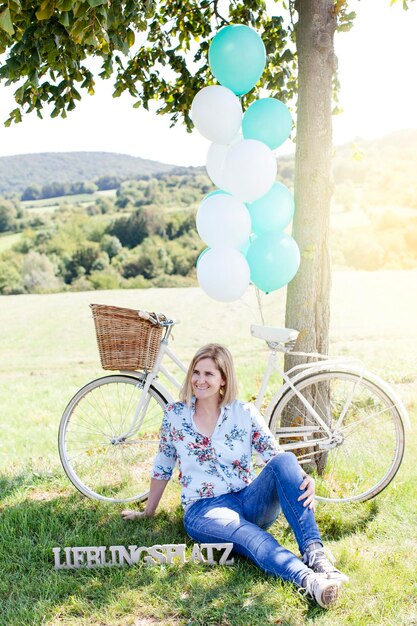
[1,270,416,625]
[0,232,22,253]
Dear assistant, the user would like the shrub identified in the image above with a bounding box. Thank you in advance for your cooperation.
[22,251,62,293]
[0,251,24,294]
[65,244,101,282]
[123,275,150,289]
[100,234,123,259]
[87,196,114,215]
[165,235,200,276]
[108,208,151,248]
[0,198,19,233]
[152,274,196,288]
[89,268,122,290]
[69,276,94,292]
[122,238,173,280]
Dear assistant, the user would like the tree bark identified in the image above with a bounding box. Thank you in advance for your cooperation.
[285,1,337,363]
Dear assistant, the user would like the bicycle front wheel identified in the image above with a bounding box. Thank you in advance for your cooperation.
[58,375,168,503]
[269,370,405,503]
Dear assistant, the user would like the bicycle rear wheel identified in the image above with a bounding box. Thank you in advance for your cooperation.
[58,375,168,503]
[269,370,405,503]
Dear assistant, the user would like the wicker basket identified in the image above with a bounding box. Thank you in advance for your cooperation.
[90,304,163,371]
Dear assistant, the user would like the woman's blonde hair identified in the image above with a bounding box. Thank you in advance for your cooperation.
[179,343,238,407]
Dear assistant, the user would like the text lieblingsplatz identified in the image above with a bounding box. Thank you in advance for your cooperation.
[52,543,234,569]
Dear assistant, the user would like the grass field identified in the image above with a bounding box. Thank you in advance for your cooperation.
[0,270,416,625]
[0,232,22,253]
[21,189,117,214]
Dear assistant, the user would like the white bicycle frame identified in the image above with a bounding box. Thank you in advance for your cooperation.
[118,325,186,440]
[117,324,410,443]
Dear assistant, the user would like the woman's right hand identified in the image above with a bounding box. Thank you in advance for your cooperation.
[121,509,152,521]
[121,478,167,521]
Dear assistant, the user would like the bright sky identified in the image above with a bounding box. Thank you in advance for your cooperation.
[0,0,416,166]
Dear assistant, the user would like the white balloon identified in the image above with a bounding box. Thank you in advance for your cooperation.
[196,194,251,249]
[222,139,277,202]
[197,248,250,302]
[206,143,230,189]
[191,86,242,144]
[206,132,244,189]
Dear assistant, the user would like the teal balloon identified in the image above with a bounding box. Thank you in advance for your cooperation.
[247,182,295,235]
[196,247,210,267]
[202,190,230,202]
[247,233,300,293]
[242,98,292,149]
[209,25,266,96]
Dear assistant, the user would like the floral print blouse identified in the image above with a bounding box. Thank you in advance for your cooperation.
[151,398,282,509]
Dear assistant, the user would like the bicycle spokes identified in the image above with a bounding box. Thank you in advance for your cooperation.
[59,376,167,502]
[270,371,404,502]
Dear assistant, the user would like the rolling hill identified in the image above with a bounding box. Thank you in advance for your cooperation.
[1,129,416,209]
[0,151,186,195]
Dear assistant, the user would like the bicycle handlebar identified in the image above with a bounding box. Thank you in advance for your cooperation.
[138,310,151,321]
[138,310,176,327]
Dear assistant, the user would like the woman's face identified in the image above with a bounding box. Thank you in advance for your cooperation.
[191,357,225,403]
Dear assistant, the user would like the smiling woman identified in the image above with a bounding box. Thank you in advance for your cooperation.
[183,343,237,408]
[192,358,226,415]
[122,343,349,609]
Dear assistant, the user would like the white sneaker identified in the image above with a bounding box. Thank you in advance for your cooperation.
[300,573,343,608]
[302,544,349,583]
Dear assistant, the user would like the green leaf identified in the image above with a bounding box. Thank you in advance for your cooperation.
[57,0,74,9]
[73,3,88,18]
[87,0,107,6]
[36,0,55,20]
[11,107,22,123]
[127,29,135,47]
[29,70,39,87]
[0,8,15,36]
[14,85,25,102]
[58,11,71,27]
[84,33,99,47]
[70,18,90,43]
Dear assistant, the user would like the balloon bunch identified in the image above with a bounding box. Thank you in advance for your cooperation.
[192,24,300,302]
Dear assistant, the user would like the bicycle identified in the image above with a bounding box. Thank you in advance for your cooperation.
[58,304,410,506]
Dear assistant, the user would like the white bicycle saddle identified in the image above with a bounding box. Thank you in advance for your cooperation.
[250,324,299,345]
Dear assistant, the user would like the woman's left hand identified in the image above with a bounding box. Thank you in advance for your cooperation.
[298,473,316,511]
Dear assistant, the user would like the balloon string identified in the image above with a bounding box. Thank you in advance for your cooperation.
[255,286,265,326]
[238,285,265,326]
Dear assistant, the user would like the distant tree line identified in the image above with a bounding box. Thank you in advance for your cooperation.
[1,163,417,296]
[0,172,208,295]
[22,180,100,201]
[20,169,214,202]
[21,175,128,201]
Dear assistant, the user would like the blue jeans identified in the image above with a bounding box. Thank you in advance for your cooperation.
[183,452,322,586]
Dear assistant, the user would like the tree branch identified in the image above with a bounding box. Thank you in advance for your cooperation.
[211,0,229,24]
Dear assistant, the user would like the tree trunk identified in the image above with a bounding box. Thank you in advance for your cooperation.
[285,0,337,362]
[281,2,337,471]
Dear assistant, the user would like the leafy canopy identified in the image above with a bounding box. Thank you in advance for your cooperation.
[0,0,357,127]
